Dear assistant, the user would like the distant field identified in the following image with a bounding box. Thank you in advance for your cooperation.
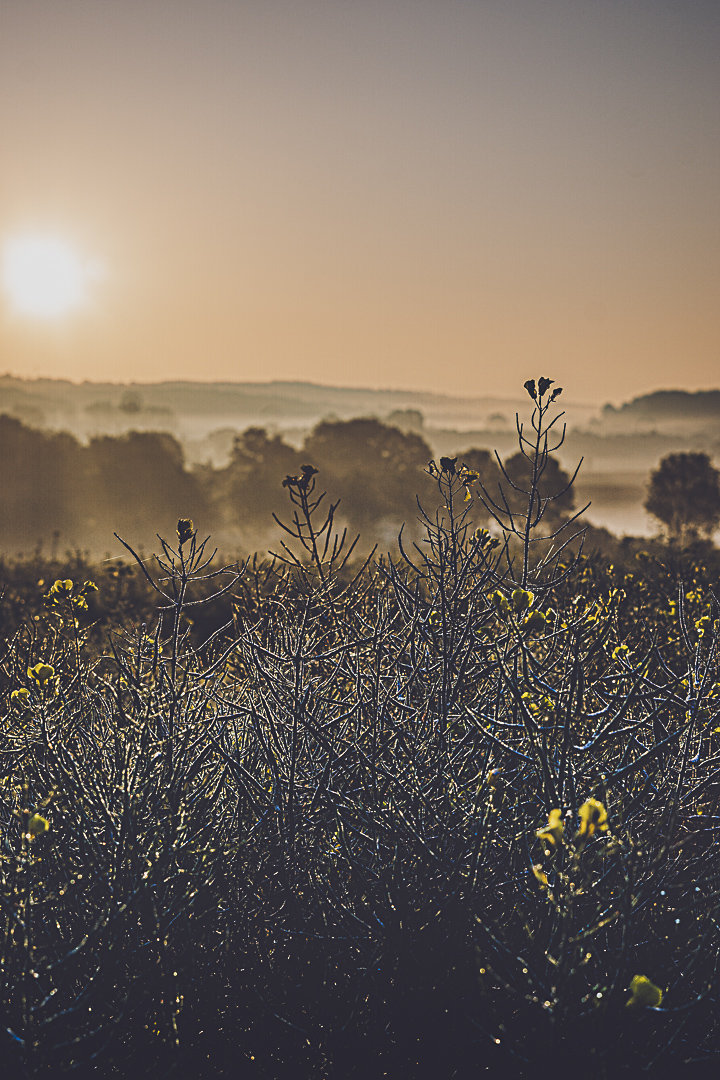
[574,471,653,537]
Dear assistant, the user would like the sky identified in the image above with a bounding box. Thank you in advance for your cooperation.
[0,0,718,405]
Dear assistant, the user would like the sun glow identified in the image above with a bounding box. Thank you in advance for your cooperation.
[2,236,93,317]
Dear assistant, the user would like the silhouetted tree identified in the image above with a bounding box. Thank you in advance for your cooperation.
[87,431,207,548]
[217,428,303,535]
[119,390,142,414]
[302,418,434,536]
[645,452,720,543]
[0,416,85,552]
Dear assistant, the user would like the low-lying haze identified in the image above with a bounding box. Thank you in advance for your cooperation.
[0,375,717,547]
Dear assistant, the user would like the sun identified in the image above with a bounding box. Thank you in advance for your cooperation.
[2,236,91,317]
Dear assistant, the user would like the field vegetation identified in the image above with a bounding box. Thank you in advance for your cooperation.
[1,380,719,1077]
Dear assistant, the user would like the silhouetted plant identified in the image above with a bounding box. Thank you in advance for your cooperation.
[502,449,576,524]
[472,377,587,593]
[272,462,366,588]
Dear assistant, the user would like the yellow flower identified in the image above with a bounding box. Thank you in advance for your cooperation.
[474,529,499,550]
[577,798,609,841]
[531,864,549,889]
[27,814,49,839]
[626,975,663,1010]
[512,588,534,613]
[45,581,68,606]
[522,610,546,635]
[537,808,564,852]
[491,591,511,617]
[459,468,479,501]
[612,644,629,660]
[27,663,55,685]
[10,688,30,707]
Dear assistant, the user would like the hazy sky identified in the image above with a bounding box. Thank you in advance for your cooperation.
[0,0,718,403]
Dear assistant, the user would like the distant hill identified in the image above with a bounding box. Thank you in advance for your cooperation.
[0,374,597,442]
[602,389,720,431]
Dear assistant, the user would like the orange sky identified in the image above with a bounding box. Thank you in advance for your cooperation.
[1,0,719,405]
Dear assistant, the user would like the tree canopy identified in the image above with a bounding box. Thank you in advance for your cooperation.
[645,452,720,542]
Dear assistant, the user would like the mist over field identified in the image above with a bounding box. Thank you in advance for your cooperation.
[0,375,718,557]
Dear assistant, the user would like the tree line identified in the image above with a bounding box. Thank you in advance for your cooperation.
[0,412,717,557]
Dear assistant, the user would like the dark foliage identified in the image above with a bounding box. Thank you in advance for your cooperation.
[645,452,720,542]
[214,426,304,541]
[0,416,85,551]
[303,417,436,535]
